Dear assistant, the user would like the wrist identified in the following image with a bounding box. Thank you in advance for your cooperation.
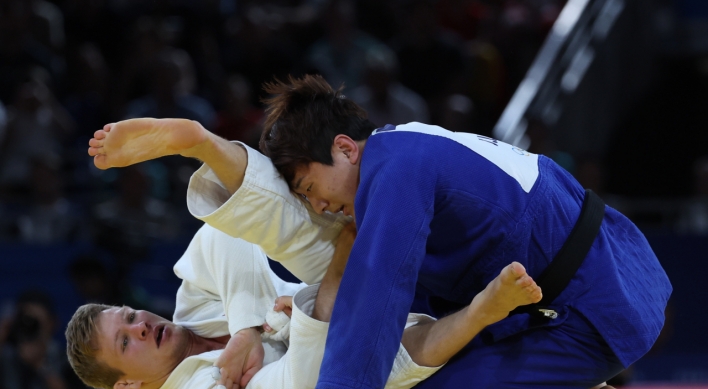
[178,122,212,159]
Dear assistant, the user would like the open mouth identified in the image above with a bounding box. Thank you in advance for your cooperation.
[156,326,165,348]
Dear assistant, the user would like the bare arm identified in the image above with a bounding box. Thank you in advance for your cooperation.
[311,222,356,322]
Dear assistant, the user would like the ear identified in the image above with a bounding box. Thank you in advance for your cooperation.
[332,135,362,164]
[114,379,143,389]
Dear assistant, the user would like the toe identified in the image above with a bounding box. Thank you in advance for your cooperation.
[94,129,106,139]
[89,138,103,148]
[88,146,103,157]
[516,275,534,287]
[532,288,543,302]
[509,262,527,277]
[93,155,110,170]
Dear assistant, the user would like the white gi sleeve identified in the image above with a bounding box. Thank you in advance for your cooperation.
[173,224,289,338]
[186,142,351,284]
[246,285,443,389]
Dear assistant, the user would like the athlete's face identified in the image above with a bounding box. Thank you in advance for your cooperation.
[95,307,190,387]
[292,135,363,218]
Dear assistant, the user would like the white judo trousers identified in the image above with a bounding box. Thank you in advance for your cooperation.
[158,143,442,389]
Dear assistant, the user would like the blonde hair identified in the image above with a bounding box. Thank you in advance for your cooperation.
[65,303,124,389]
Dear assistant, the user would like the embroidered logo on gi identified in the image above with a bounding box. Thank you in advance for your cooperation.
[477,135,498,146]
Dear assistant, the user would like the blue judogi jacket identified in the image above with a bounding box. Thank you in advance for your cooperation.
[315,123,671,389]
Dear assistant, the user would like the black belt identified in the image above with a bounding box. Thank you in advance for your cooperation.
[512,189,605,319]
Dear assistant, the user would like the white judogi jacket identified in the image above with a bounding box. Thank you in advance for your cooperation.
[159,143,441,389]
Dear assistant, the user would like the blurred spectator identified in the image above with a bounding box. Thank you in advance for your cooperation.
[115,17,175,113]
[392,0,465,112]
[69,255,123,306]
[0,0,60,104]
[92,164,180,278]
[574,153,629,216]
[438,93,476,134]
[0,68,75,194]
[62,0,122,67]
[29,0,65,53]
[0,99,6,202]
[62,43,111,139]
[219,5,300,96]
[355,0,398,41]
[185,27,227,106]
[67,254,154,314]
[0,290,68,389]
[460,40,507,132]
[306,0,384,88]
[525,118,575,174]
[214,74,264,148]
[0,99,19,239]
[14,156,85,244]
[676,156,708,234]
[493,0,546,95]
[575,155,606,197]
[349,45,429,127]
[124,47,216,129]
[436,0,492,41]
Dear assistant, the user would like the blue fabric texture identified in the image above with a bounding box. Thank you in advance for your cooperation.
[414,307,625,389]
[315,123,672,389]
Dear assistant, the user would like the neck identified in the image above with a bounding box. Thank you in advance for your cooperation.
[140,331,228,389]
[185,330,228,356]
[357,139,367,155]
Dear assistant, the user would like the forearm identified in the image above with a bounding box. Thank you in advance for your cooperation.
[311,238,349,322]
[401,294,496,367]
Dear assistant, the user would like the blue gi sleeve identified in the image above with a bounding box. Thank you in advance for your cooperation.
[315,154,437,389]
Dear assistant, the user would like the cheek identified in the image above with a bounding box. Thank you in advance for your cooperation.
[320,179,337,197]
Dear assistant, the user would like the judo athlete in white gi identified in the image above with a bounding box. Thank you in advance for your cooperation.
[67,220,447,389]
[70,117,548,389]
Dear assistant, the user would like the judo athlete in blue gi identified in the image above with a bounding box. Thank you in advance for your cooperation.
[259,75,672,389]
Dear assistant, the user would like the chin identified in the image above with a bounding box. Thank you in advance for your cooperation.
[169,326,190,352]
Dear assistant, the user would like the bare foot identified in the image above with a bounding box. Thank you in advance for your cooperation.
[88,118,208,170]
[472,262,543,325]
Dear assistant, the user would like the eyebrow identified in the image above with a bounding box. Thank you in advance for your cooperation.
[294,176,304,191]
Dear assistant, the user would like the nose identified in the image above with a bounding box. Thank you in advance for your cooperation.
[129,321,151,340]
[309,197,328,214]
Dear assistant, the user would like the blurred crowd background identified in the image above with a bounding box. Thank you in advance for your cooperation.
[0,0,706,388]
